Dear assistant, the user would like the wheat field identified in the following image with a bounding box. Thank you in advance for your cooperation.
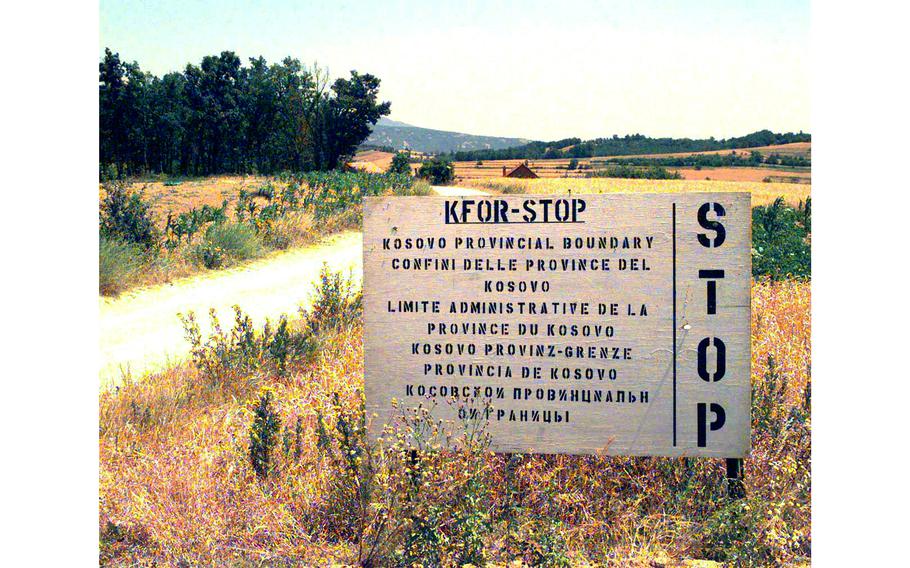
[462,177,811,207]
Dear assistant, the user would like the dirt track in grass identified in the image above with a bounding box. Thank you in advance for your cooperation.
[99,231,363,387]
[99,186,488,387]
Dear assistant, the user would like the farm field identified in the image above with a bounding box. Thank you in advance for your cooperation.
[350,150,394,173]
[599,141,811,160]
[351,149,425,175]
[675,167,809,183]
[350,143,810,185]
[461,177,811,207]
[454,162,809,183]
[451,142,811,182]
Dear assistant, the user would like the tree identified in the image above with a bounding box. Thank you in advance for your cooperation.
[99,50,391,176]
[417,158,454,185]
[567,158,578,170]
[310,71,391,170]
[388,151,412,175]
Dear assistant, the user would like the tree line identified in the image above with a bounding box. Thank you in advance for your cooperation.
[99,49,390,177]
[448,130,811,162]
[605,150,810,169]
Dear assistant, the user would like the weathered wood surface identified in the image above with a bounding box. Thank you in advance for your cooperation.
[364,193,750,457]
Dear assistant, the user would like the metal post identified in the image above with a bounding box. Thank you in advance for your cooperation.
[725,458,745,499]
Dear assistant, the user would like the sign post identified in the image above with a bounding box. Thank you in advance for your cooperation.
[364,193,750,462]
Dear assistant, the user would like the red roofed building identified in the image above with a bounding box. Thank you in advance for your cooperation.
[502,162,539,178]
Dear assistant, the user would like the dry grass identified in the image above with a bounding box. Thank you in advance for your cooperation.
[122,175,268,226]
[351,150,395,173]
[99,175,390,294]
[461,177,811,207]
[99,279,810,566]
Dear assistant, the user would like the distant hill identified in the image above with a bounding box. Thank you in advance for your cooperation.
[448,130,811,162]
[365,117,530,154]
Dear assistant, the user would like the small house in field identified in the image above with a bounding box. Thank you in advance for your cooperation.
[502,162,538,179]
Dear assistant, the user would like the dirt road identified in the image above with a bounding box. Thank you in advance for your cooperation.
[431,185,489,196]
[99,231,362,387]
[99,187,488,387]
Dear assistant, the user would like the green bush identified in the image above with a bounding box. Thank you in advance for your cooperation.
[394,179,433,196]
[280,171,416,219]
[99,238,142,296]
[100,181,158,248]
[417,158,455,185]
[752,197,811,279]
[301,265,362,335]
[592,164,682,180]
[180,306,317,383]
[700,497,776,564]
[193,222,263,269]
[249,389,281,478]
[387,151,412,175]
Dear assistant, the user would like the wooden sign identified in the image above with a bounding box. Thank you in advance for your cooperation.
[364,193,750,457]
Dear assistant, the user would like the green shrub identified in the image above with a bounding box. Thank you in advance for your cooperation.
[591,164,682,180]
[388,151,412,175]
[279,171,416,219]
[700,497,775,564]
[301,266,362,335]
[180,306,318,383]
[99,238,142,296]
[417,158,455,185]
[249,389,281,478]
[100,181,158,248]
[752,197,811,279]
[394,179,433,196]
[314,394,495,567]
[193,222,263,269]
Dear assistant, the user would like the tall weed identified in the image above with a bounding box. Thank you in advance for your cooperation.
[192,222,263,269]
[99,238,142,296]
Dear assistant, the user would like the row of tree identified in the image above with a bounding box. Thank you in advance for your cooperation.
[448,130,811,162]
[100,49,391,177]
[607,150,810,169]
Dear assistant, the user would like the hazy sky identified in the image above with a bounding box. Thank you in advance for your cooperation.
[100,0,809,141]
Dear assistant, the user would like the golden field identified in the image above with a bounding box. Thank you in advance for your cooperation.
[454,162,809,184]
[99,278,810,566]
[451,142,810,184]
[461,177,811,207]
[111,175,268,226]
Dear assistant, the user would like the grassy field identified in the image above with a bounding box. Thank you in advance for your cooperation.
[99,173,430,296]
[99,275,810,566]
[123,175,267,225]
[461,177,811,207]
[99,173,810,565]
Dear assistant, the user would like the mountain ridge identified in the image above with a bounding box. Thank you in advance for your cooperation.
[366,118,530,153]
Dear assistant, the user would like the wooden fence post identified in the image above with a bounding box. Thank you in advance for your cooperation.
[725,458,745,499]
